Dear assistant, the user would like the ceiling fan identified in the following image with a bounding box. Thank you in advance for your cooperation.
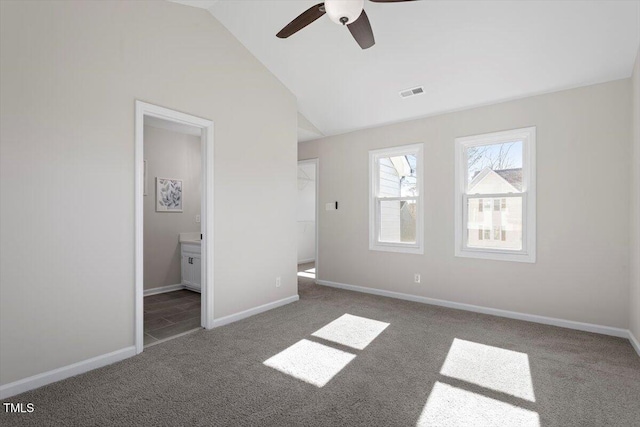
[276,0,416,50]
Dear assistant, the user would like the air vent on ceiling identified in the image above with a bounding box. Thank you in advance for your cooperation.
[400,86,424,99]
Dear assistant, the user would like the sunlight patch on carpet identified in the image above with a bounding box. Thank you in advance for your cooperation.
[311,313,390,350]
[263,339,356,387]
[440,338,536,402]
[417,382,540,427]
[297,271,316,279]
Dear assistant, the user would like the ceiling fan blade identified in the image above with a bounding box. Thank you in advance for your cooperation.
[276,3,326,38]
[347,10,375,49]
[368,0,417,2]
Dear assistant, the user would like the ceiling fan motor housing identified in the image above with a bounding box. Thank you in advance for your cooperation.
[325,0,365,25]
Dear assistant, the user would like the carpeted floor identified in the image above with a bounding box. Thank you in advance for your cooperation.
[2,270,639,426]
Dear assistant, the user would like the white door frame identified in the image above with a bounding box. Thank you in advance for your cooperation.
[297,158,319,279]
[135,100,215,354]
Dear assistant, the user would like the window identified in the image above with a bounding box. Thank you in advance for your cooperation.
[454,127,536,263]
[369,143,423,254]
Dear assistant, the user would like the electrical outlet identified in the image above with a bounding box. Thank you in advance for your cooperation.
[275,277,281,288]
[195,215,200,223]
[414,274,421,284]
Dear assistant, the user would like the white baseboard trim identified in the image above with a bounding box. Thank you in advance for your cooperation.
[298,258,316,265]
[316,280,629,339]
[144,327,202,348]
[0,346,136,399]
[143,284,184,296]
[212,295,299,328]
[0,295,299,399]
[629,331,640,357]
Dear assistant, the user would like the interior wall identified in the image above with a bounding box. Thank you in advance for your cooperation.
[299,79,631,329]
[0,0,297,386]
[144,125,201,290]
[631,48,640,342]
[297,162,316,263]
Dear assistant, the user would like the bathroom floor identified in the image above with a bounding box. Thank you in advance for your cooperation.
[144,289,201,346]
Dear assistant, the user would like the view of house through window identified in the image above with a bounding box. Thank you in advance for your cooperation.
[378,154,417,243]
[370,143,423,254]
[455,126,535,263]
[466,140,523,251]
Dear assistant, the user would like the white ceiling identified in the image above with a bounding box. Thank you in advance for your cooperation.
[172,1,640,139]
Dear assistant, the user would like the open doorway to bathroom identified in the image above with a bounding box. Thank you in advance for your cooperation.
[142,116,203,346]
[135,101,214,354]
[297,159,318,289]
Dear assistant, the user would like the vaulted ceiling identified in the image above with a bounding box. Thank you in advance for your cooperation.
[172,1,640,140]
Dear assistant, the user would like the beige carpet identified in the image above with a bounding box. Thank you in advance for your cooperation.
[2,275,639,426]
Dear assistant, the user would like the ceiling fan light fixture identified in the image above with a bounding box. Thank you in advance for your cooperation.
[325,0,365,25]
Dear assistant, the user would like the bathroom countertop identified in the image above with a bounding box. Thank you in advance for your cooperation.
[179,232,201,244]
[180,239,201,245]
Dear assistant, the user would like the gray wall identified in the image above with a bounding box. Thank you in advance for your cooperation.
[144,125,201,290]
[299,79,631,329]
[0,0,297,386]
[631,48,640,341]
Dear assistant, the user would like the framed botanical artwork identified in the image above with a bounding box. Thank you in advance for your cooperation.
[156,177,183,212]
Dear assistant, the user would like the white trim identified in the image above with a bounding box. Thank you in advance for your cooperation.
[298,158,320,279]
[630,330,640,357]
[297,258,316,264]
[144,328,202,348]
[369,143,424,255]
[316,279,629,338]
[0,346,136,399]
[212,295,299,328]
[135,100,215,355]
[454,126,536,263]
[201,109,215,330]
[143,284,184,296]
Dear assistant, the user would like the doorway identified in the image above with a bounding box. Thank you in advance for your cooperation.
[135,101,214,354]
[297,159,318,285]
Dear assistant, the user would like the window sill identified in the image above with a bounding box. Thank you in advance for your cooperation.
[455,248,535,263]
[370,243,424,255]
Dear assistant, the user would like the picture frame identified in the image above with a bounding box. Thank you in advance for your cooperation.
[156,177,183,212]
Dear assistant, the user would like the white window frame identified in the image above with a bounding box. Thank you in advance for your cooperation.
[454,127,536,263]
[369,143,424,254]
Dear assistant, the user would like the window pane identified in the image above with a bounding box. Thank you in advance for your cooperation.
[378,155,417,197]
[379,199,416,244]
[466,141,523,194]
[466,196,522,250]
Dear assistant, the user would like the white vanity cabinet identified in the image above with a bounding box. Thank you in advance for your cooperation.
[181,241,201,292]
